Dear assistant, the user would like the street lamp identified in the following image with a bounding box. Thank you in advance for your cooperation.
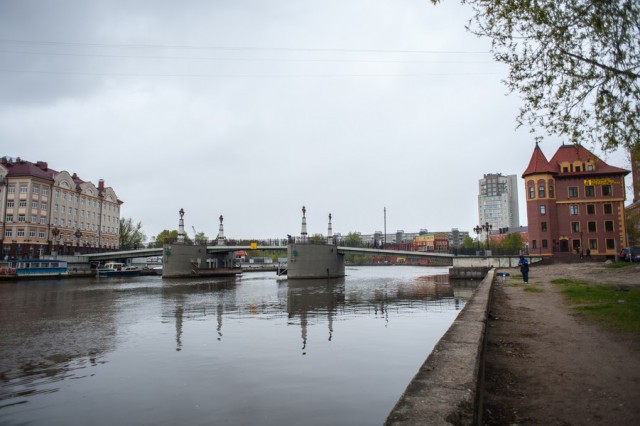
[481,222,493,251]
[75,229,82,254]
[51,227,60,254]
[473,225,482,252]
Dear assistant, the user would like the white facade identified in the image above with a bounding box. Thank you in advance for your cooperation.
[478,173,520,232]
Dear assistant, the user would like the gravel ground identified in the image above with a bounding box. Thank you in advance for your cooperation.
[482,261,640,425]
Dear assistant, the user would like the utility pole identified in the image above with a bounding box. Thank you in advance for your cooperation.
[384,207,387,249]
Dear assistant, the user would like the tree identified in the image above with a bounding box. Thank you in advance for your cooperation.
[432,0,640,151]
[343,232,364,247]
[309,233,326,244]
[462,235,476,249]
[194,232,208,245]
[154,229,192,246]
[500,232,524,254]
[119,217,146,250]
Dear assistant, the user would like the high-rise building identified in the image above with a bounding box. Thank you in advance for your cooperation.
[478,173,520,234]
[0,157,121,259]
[523,143,629,257]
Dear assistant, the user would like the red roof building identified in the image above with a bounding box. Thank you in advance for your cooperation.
[0,157,122,258]
[523,144,630,257]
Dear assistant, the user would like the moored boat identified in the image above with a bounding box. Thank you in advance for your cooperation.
[0,259,69,280]
[96,262,141,277]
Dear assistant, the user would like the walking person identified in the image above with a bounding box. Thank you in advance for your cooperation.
[518,255,529,284]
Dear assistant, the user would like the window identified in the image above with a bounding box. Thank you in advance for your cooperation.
[31,201,38,209]
[604,203,613,214]
[20,184,28,193]
[589,239,597,249]
[8,184,15,193]
[540,205,546,215]
[42,188,49,196]
[18,215,26,222]
[19,200,26,208]
[541,222,548,232]
[587,164,594,171]
[571,222,580,233]
[570,205,579,215]
[587,204,595,215]
[7,200,14,208]
[538,184,546,198]
[588,222,596,232]
[605,221,614,232]
[41,202,47,210]
[31,215,37,223]
[585,186,594,196]
[5,230,12,237]
[602,185,612,196]
[17,229,25,237]
[532,240,537,249]
[542,240,548,249]
[606,239,615,249]
[6,215,13,222]
[29,230,36,238]
[549,184,554,198]
[39,231,45,239]
[40,216,46,224]
[529,185,535,199]
[568,187,579,198]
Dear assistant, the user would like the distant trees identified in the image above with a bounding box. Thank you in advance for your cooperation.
[119,217,146,250]
[343,232,364,247]
[153,229,192,247]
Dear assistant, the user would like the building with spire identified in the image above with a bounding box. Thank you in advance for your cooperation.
[522,143,630,257]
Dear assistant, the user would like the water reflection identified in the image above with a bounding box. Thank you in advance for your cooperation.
[0,267,478,425]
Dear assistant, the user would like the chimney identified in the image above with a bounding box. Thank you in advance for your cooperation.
[36,161,48,170]
[98,179,105,192]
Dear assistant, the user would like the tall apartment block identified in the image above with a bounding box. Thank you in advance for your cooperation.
[478,173,520,233]
[0,157,121,259]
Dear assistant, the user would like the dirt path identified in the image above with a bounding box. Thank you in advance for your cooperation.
[483,262,640,425]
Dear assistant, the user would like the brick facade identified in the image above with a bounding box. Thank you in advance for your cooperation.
[523,144,629,257]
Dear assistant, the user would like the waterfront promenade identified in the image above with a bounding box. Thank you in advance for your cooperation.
[484,262,640,425]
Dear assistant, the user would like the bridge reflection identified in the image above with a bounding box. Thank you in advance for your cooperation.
[162,274,477,354]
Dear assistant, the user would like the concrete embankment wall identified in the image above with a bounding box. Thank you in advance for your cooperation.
[385,269,495,425]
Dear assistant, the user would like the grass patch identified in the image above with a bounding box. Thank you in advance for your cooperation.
[524,287,543,293]
[552,282,640,333]
[606,262,636,269]
[550,278,589,285]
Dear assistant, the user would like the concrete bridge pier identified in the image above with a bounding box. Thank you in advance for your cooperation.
[287,243,345,279]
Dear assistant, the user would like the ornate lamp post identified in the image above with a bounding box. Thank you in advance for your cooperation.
[75,229,83,254]
[51,227,60,255]
[473,225,482,252]
[481,222,493,251]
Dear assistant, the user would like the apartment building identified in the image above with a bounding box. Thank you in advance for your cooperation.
[0,157,121,259]
[478,173,520,237]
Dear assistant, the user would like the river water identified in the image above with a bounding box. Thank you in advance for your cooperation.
[0,266,476,426]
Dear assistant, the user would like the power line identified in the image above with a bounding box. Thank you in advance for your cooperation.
[0,49,495,64]
[0,38,490,55]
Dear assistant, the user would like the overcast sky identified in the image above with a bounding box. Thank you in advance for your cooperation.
[0,0,632,241]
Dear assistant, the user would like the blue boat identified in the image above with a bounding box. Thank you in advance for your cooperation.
[0,259,68,280]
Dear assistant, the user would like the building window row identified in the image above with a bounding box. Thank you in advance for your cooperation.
[568,185,612,198]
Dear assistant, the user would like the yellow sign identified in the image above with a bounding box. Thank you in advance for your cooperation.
[583,178,620,186]
[250,242,257,249]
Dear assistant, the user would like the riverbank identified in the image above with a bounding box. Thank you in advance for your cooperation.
[484,262,640,425]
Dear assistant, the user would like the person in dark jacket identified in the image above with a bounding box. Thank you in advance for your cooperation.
[518,255,529,284]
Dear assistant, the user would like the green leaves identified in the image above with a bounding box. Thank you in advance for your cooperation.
[437,0,640,151]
